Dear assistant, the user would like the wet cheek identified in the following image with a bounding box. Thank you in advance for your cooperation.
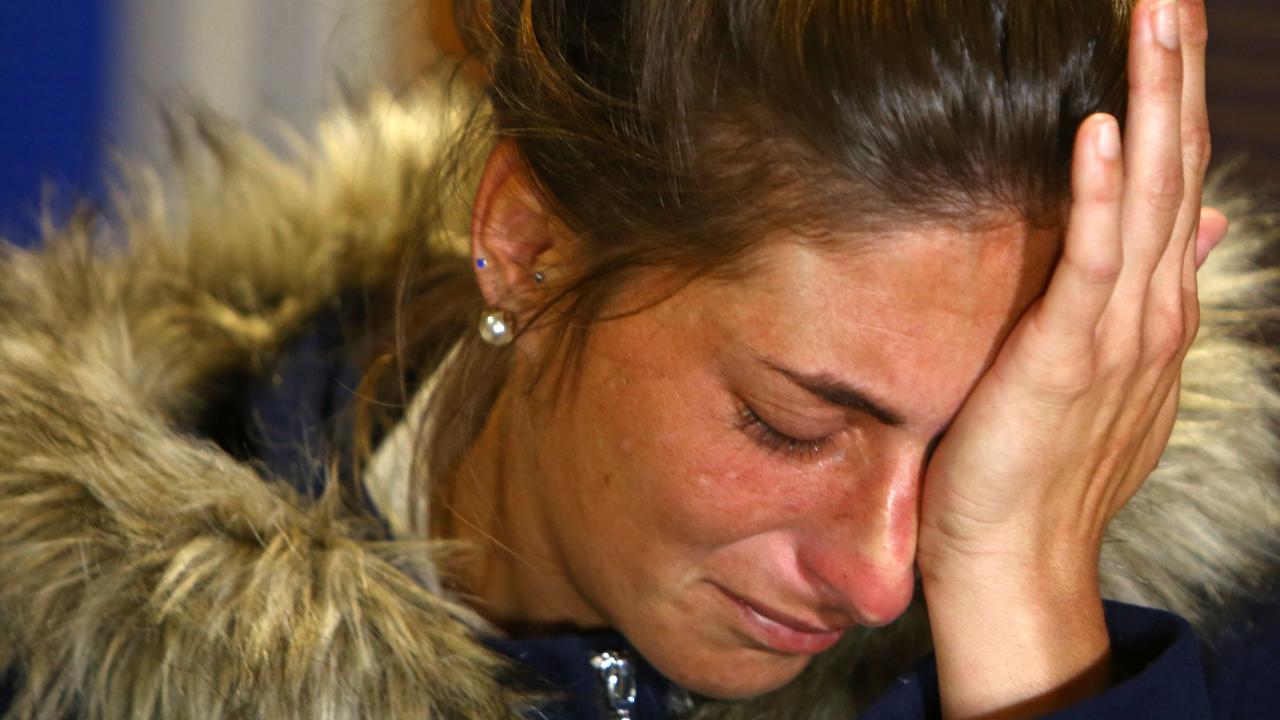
[600,394,825,547]
[586,366,863,554]
[580,327,822,546]
[648,440,823,547]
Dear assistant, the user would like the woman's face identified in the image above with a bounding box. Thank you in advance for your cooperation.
[521,221,1059,698]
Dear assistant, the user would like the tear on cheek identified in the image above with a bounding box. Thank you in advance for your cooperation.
[680,468,803,523]
[688,472,725,497]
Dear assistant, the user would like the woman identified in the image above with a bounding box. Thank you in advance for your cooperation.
[1,0,1277,717]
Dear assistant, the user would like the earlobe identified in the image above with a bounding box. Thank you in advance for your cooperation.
[471,140,557,310]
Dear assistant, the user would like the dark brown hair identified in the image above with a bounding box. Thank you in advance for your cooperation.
[357,0,1135,536]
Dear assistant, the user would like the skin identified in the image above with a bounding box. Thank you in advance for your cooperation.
[457,220,1060,697]
[454,0,1227,715]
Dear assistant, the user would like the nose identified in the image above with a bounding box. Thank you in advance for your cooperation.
[798,450,921,627]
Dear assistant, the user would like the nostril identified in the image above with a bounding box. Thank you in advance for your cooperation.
[855,576,916,627]
[803,551,919,628]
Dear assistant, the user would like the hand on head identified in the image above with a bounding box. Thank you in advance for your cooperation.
[917,1,1220,716]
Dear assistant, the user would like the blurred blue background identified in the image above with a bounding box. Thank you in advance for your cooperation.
[0,1,111,245]
[0,0,399,247]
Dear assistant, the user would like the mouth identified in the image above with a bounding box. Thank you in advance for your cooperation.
[712,583,847,655]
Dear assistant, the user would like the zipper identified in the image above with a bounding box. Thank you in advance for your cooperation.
[589,650,637,718]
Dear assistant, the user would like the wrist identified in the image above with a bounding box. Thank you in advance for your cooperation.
[917,516,1103,592]
[921,559,1106,636]
[922,560,1111,718]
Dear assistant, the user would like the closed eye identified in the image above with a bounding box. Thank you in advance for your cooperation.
[735,402,834,462]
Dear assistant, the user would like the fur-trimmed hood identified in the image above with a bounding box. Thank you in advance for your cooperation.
[1,85,1278,719]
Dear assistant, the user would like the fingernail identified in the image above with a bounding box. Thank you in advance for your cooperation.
[1096,117,1121,161]
[1153,0,1180,51]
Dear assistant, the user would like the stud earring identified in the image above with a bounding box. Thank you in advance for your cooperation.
[478,308,516,346]
[533,270,545,284]
[476,258,488,269]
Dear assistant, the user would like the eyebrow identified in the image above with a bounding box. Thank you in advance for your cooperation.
[758,357,907,428]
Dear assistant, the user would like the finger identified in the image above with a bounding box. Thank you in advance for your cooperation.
[1115,0,1187,303]
[1170,1,1212,294]
[1036,115,1125,345]
[1195,206,1229,268]
[1163,208,1223,347]
[1178,0,1212,214]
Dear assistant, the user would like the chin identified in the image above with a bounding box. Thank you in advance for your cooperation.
[653,644,812,700]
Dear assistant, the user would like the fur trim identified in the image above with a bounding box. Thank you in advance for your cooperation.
[0,83,1277,719]
[0,85,523,719]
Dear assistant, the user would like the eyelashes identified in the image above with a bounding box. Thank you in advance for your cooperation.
[735,402,834,462]
[735,399,944,468]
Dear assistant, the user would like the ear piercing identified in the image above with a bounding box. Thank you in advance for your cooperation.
[474,258,544,345]
[475,258,545,284]
[478,308,516,346]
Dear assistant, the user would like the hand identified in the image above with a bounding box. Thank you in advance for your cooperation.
[916,1,1228,716]
[918,0,1226,587]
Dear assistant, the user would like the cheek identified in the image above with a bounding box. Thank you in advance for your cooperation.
[586,382,735,535]
[557,311,832,555]
[654,458,781,547]
[592,375,828,550]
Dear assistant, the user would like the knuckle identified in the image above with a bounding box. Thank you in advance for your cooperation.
[1067,249,1122,284]
[1142,168,1186,212]
[1019,321,1097,398]
[1151,335,1184,366]
[1184,125,1212,176]
[1148,302,1188,361]
[1184,316,1202,348]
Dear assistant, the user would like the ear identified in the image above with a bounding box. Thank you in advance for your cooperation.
[471,140,558,312]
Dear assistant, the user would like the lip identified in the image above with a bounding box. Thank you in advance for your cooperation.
[713,584,847,655]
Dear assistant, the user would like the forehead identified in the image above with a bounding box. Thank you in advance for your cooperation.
[779,221,1057,318]
[697,221,1060,429]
